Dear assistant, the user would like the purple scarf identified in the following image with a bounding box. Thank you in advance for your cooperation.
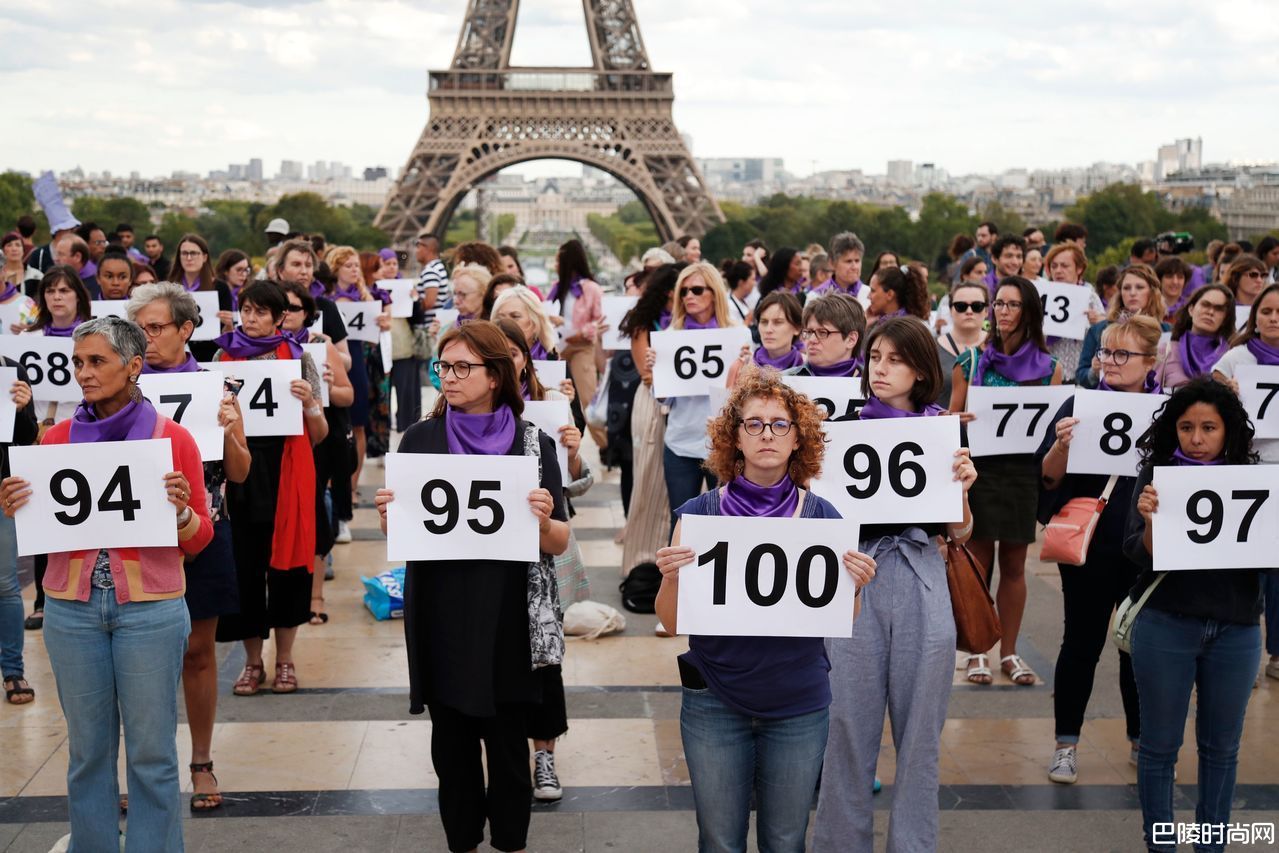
[1179,332,1230,377]
[44,320,81,337]
[142,353,201,374]
[813,276,862,298]
[753,342,804,370]
[332,284,364,302]
[287,327,310,345]
[549,276,582,304]
[213,328,304,359]
[529,339,550,360]
[681,315,719,331]
[859,396,945,419]
[69,395,158,444]
[1246,337,1279,366]
[0,282,17,303]
[657,309,672,330]
[974,338,1053,386]
[180,275,201,293]
[308,281,326,299]
[875,309,908,324]
[445,406,516,455]
[229,286,240,312]
[807,356,862,377]
[719,474,799,518]
[1172,448,1223,466]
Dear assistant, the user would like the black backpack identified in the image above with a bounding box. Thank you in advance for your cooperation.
[619,562,662,613]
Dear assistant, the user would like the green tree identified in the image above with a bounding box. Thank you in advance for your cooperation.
[1065,184,1161,254]
[0,172,41,239]
[70,197,152,233]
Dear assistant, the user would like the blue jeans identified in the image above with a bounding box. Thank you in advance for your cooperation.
[1131,607,1260,853]
[663,447,715,533]
[0,514,23,679]
[44,590,190,853]
[681,687,828,853]
[1264,574,1279,657]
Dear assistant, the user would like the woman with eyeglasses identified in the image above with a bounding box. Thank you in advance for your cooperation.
[1077,265,1168,388]
[1036,315,1163,787]
[1224,254,1270,316]
[813,318,975,853]
[167,234,234,362]
[783,294,865,382]
[655,370,877,853]
[1155,284,1235,391]
[375,321,569,853]
[950,276,1064,686]
[214,281,327,696]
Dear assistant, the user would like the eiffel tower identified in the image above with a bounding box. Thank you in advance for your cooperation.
[375,0,725,246]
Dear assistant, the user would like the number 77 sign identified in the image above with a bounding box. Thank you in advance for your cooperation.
[1152,465,1278,570]
[965,385,1074,456]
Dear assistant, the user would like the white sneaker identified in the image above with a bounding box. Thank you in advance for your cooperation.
[1048,746,1078,784]
[533,749,562,800]
[654,621,674,638]
[334,520,352,544]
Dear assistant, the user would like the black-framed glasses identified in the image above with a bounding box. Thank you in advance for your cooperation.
[680,285,708,298]
[992,299,1023,311]
[433,360,487,379]
[139,322,176,338]
[1097,348,1154,365]
[178,250,204,259]
[800,327,839,340]
[739,418,792,437]
[952,301,987,314]
[284,304,306,313]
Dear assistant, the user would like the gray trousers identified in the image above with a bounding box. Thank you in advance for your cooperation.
[813,533,956,853]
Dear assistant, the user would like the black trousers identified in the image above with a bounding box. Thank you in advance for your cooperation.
[1054,549,1141,742]
[429,702,531,853]
[390,358,422,433]
[527,665,568,741]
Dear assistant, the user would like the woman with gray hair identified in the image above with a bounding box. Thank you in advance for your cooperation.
[129,282,252,811]
[0,315,214,850]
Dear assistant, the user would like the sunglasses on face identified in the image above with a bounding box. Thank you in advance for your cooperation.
[952,301,987,314]
[680,285,708,298]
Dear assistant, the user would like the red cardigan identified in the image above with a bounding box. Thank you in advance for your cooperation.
[40,415,214,604]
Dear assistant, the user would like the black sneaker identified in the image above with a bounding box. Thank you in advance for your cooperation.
[533,749,562,801]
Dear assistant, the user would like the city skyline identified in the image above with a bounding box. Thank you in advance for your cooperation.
[6,0,1278,179]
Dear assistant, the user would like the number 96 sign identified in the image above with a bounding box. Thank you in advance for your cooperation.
[384,453,541,563]
[1152,465,1278,570]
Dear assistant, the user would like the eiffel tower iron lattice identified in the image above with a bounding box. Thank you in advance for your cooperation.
[375,0,725,246]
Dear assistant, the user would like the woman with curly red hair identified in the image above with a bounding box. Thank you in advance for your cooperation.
[653,368,878,853]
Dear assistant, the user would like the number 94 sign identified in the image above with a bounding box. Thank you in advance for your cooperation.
[1152,465,1278,570]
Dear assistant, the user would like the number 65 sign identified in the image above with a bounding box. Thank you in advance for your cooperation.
[650,328,752,397]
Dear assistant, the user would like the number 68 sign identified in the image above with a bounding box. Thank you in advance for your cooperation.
[1152,465,1278,570]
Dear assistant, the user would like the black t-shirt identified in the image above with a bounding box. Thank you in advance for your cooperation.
[316,298,348,345]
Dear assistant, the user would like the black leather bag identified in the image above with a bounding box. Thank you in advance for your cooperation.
[619,562,662,613]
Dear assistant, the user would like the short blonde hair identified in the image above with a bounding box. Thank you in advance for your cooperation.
[491,285,556,354]
[1101,314,1162,356]
[670,262,736,330]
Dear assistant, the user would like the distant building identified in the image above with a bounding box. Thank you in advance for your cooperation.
[1156,138,1202,181]
[698,157,784,184]
[247,158,264,182]
[278,160,303,181]
[887,160,913,186]
[363,167,389,181]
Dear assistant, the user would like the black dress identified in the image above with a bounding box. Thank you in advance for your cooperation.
[401,415,567,718]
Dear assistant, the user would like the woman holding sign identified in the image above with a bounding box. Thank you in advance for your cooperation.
[1155,284,1234,391]
[653,370,877,853]
[130,282,251,810]
[375,321,569,853]
[1076,264,1168,388]
[0,360,38,704]
[1,316,213,849]
[813,317,977,853]
[1124,379,1265,853]
[951,276,1063,685]
[166,234,234,362]
[1036,315,1162,785]
[214,281,327,695]
[1043,242,1105,379]
[727,290,804,387]
[1211,282,1279,462]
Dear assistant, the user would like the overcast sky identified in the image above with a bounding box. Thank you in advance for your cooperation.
[5,0,1278,179]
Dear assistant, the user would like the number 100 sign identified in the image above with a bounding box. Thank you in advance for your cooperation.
[677,515,860,638]
[1152,465,1278,570]
[384,452,540,563]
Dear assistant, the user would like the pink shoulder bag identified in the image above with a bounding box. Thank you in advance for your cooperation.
[1040,475,1119,566]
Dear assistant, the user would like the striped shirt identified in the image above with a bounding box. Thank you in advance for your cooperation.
[417,258,450,324]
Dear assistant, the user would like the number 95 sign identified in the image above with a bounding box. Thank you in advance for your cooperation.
[1152,465,1278,570]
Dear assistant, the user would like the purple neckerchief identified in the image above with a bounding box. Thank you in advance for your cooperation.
[457,312,476,326]
[44,321,81,337]
[1179,332,1230,377]
[974,338,1053,385]
[287,327,310,345]
[180,275,202,292]
[308,281,326,299]
[983,268,1000,297]
[784,280,804,295]
[657,309,672,330]
[530,339,550,360]
[719,474,799,518]
[0,282,17,303]
[1098,371,1161,394]
[142,353,201,374]
[230,287,240,311]
[445,405,516,455]
[812,276,863,298]
[875,309,908,324]
[370,284,392,305]
[82,261,97,279]
[549,276,582,304]
[753,342,804,370]
[213,328,303,359]
[69,395,158,444]
[520,379,532,401]
[332,284,364,302]
[1172,448,1223,466]
[859,396,945,419]
[1246,337,1279,366]
[807,356,862,377]
[681,315,719,331]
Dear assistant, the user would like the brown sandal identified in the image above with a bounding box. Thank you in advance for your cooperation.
[3,676,34,705]
[232,663,265,696]
[308,597,328,626]
[189,761,223,812]
[272,661,298,694]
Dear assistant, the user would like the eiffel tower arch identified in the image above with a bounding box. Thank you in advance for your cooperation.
[375,0,725,246]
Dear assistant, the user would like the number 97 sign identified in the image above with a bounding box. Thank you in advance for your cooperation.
[1152,465,1278,570]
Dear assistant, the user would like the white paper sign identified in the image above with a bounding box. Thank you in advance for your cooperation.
[384,453,540,563]
[301,342,330,407]
[0,366,17,442]
[1066,388,1166,476]
[1236,365,1279,439]
[1152,465,1277,570]
[781,375,866,421]
[966,385,1074,457]
[0,300,27,334]
[0,336,79,403]
[650,327,753,398]
[90,300,128,320]
[521,399,571,484]
[1034,280,1091,340]
[383,279,416,318]
[138,371,224,463]
[434,308,459,329]
[210,360,302,436]
[532,359,566,387]
[335,301,382,343]
[600,296,638,351]
[1236,305,1252,330]
[812,415,964,523]
[10,439,177,557]
[189,291,222,342]
[676,515,860,638]
[380,330,393,372]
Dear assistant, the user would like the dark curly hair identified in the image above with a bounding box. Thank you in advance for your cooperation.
[620,263,683,338]
[703,366,827,486]
[1135,377,1258,467]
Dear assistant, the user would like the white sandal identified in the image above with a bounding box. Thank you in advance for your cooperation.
[1001,654,1037,686]
[964,654,992,685]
